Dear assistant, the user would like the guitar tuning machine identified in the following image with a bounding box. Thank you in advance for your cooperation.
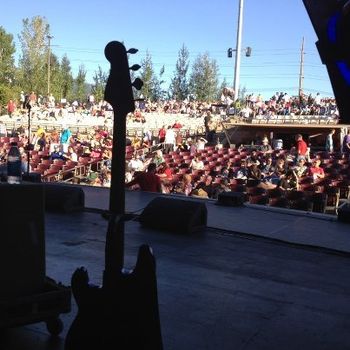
[132,77,143,91]
[127,48,138,54]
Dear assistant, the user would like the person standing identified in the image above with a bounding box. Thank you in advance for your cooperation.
[28,91,37,107]
[164,126,176,154]
[325,129,336,153]
[7,100,16,118]
[342,129,350,157]
[295,134,308,163]
[60,125,72,153]
[20,91,25,109]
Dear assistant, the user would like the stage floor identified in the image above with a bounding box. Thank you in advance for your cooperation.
[1,187,350,350]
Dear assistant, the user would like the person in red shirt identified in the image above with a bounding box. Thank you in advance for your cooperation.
[295,134,308,162]
[157,162,173,181]
[308,159,325,181]
[125,162,162,193]
[7,100,16,117]
[158,125,166,144]
[172,120,182,129]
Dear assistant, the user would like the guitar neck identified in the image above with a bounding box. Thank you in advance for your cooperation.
[105,109,127,274]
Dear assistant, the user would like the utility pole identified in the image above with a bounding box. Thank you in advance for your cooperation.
[233,0,244,101]
[47,35,53,95]
[298,37,305,98]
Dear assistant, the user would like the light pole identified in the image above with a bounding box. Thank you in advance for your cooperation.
[233,0,244,101]
[47,35,53,95]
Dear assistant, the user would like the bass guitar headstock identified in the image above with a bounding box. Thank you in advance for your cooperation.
[104,41,143,117]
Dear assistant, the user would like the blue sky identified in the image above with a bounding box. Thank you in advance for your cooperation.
[0,0,334,99]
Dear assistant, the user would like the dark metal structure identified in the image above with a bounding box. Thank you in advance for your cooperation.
[303,0,350,123]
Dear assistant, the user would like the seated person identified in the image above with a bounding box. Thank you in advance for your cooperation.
[292,158,308,178]
[152,149,165,167]
[90,146,102,159]
[278,170,298,191]
[50,145,65,160]
[260,137,272,153]
[128,155,144,172]
[246,149,261,166]
[260,156,275,178]
[190,156,204,170]
[247,162,262,180]
[235,160,249,179]
[125,162,162,193]
[308,159,325,181]
[64,146,78,162]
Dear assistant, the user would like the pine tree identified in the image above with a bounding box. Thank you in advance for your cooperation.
[74,65,87,103]
[60,55,73,99]
[140,51,157,101]
[92,66,107,103]
[0,26,16,105]
[18,16,51,95]
[169,44,190,101]
[189,52,219,102]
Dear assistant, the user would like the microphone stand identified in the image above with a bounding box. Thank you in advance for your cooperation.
[26,104,32,177]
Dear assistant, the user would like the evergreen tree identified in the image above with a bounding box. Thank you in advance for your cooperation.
[60,55,73,100]
[153,65,166,101]
[47,53,61,100]
[140,51,157,101]
[169,44,190,101]
[74,65,87,103]
[18,16,51,95]
[189,52,219,102]
[0,26,16,105]
[91,66,107,103]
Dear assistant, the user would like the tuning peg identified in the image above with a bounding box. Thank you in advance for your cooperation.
[127,48,138,54]
[132,78,143,90]
[130,64,141,71]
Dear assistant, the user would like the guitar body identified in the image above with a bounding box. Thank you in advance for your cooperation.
[65,245,163,350]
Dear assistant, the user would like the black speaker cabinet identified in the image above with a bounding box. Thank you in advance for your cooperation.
[217,192,245,206]
[44,183,85,213]
[22,172,42,183]
[139,197,207,234]
[338,203,350,223]
[0,183,45,297]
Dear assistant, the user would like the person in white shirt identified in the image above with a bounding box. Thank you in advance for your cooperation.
[164,126,176,153]
[128,155,144,172]
[190,156,204,170]
[196,137,208,151]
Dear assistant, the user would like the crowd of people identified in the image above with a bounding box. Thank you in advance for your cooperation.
[124,131,350,205]
[1,90,340,127]
[0,90,348,212]
[221,90,339,122]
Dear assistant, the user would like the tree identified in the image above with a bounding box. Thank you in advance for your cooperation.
[169,44,190,101]
[59,55,73,100]
[0,26,16,105]
[189,52,219,102]
[153,65,166,101]
[91,66,107,102]
[74,65,87,103]
[47,53,61,100]
[18,16,51,95]
[139,51,157,101]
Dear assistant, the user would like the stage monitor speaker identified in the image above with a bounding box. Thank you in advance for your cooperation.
[0,183,45,297]
[22,172,42,183]
[44,183,85,213]
[217,192,245,207]
[139,197,207,234]
[338,203,350,223]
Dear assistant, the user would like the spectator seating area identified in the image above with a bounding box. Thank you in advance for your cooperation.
[154,146,349,214]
